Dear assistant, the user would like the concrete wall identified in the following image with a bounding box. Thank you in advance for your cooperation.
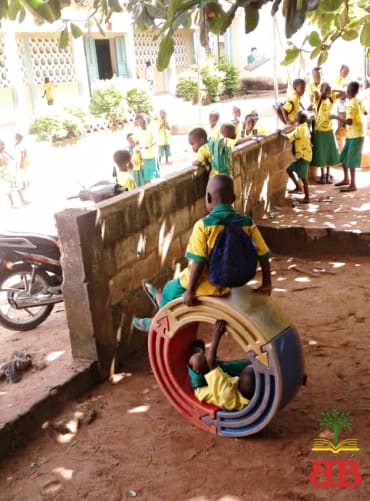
[55,133,292,379]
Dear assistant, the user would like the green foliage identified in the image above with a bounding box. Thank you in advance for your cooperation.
[28,111,83,142]
[200,61,225,103]
[176,70,199,102]
[125,87,153,116]
[216,56,240,98]
[89,83,127,127]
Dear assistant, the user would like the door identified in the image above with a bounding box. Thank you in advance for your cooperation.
[84,38,99,83]
[114,37,129,78]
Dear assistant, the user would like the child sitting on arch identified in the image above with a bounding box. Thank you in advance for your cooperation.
[133,174,271,332]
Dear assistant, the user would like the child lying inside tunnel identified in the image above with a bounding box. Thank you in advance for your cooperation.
[187,319,255,411]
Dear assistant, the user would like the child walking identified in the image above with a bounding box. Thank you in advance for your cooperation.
[311,83,339,184]
[113,150,137,191]
[126,133,144,187]
[135,114,160,183]
[133,174,271,332]
[280,110,313,204]
[157,109,172,164]
[334,81,367,192]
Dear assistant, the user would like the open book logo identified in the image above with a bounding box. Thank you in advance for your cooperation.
[312,408,360,454]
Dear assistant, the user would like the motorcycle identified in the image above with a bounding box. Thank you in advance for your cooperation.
[0,181,125,331]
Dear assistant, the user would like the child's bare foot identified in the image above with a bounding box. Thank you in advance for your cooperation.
[325,174,332,184]
[318,175,326,184]
[334,180,349,187]
[301,197,310,204]
[340,185,357,192]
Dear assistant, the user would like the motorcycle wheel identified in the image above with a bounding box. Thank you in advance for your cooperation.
[0,267,55,331]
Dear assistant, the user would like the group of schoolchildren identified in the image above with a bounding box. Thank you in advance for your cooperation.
[132,108,273,412]
[0,133,30,208]
[112,110,172,191]
[279,64,368,204]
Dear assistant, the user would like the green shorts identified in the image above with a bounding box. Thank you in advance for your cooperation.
[160,278,185,308]
[339,137,364,169]
[159,145,171,158]
[287,158,309,180]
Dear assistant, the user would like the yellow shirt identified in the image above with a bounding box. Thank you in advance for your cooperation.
[179,204,270,295]
[283,92,301,123]
[157,119,171,146]
[194,366,249,411]
[136,128,156,159]
[43,82,55,101]
[196,143,211,169]
[132,149,143,171]
[345,97,365,139]
[314,98,334,132]
[234,121,242,140]
[117,171,137,190]
[287,122,312,162]
[308,81,320,101]
[208,125,221,140]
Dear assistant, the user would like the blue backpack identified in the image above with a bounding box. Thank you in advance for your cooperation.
[208,216,258,288]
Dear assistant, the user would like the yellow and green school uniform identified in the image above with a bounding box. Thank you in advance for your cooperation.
[193,366,249,411]
[308,81,320,103]
[135,128,160,182]
[208,125,221,140]
[129,147,144,187]
[159,204,270,306]
[157,119,172,158]
[340,97,366,168]
[287,122,312,179]
[283,91,301,123]
[117,171,137,190]
[196,142,212,172]
[43,82,56,105]
[311,97,339,167]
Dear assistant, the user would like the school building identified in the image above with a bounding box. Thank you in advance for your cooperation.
[0,10,198,126]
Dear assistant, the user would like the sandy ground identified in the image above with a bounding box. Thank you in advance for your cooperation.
[1,253,370,500]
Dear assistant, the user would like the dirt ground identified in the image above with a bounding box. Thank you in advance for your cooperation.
[1,251,370,500]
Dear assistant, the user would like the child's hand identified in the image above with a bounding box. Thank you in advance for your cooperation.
[214,319,226,339]
[254,284,272,296]
[183,289,196,306]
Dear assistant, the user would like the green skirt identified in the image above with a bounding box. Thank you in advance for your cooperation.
[340,137,364,168]
[143,158,160,182]
[311,130,339,167]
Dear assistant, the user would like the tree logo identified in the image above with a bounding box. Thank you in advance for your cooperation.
[312,408,360,454]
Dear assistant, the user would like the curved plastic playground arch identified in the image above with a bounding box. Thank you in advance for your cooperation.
[148,286,305,437]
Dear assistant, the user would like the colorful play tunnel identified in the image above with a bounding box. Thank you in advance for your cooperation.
[148,287,305,437]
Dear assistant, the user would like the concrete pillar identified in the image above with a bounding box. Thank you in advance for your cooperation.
[3,27,27,117]
[71,36,91,100]
[55,208,117,380]
[125,28,137,79]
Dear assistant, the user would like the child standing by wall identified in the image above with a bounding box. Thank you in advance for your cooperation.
[334,81,367,192]
[282,79,306,124]
[280,110,313,204]
[126,133,144,187]
[14,133,30,193]
[157,109,172,165]
[135,114,160,183]
[113,150,137,191]
[232,106,242,140]
[311,83,339,184]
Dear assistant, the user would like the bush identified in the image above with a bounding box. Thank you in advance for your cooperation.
[200,61,225,103]
[125,87,153,116]
[89,83,126,127]
[176,70,199,101]
[217,56,240,97]
[29,110,85,142]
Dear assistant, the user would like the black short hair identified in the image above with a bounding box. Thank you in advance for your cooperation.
[189,127,207,143]
[113,149,131,166]
[293,78,305,89]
